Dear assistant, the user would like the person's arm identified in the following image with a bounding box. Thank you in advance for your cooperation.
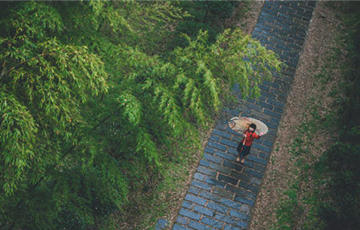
[242,131,247,138]
[254,132,263,139]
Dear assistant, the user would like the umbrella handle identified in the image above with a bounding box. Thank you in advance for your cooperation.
[240,133,246,152]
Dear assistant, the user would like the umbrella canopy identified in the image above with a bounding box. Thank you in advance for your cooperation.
[228,116,268,135]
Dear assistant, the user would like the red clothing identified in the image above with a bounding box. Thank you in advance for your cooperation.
[242,130,260,146]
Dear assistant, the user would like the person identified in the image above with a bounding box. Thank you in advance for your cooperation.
[236,123,264,164]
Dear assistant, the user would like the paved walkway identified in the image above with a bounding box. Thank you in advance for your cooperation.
[156,1,317,229]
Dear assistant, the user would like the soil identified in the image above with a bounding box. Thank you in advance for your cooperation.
[249,2,345,229]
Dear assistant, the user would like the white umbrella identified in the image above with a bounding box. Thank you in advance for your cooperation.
[228,116,268,135]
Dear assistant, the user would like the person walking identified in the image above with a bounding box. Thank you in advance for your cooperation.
[236,123,264,164]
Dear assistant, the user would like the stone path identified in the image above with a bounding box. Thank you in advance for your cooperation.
[156,1,317,229]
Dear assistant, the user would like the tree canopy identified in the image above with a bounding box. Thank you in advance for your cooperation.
[0,1,281,229]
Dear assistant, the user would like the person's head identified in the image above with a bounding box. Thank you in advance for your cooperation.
[249,123,256,132]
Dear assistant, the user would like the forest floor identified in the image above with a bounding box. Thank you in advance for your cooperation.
[249,1,346,229]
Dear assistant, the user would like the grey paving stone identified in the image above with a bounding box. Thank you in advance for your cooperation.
[261,139,273,147]
[185,194,208,206]
[225,184,248,196]
[156,218,168,230]
[264,109,282,119]
[194,205,214,217]
[259,152,268,160]
[239,204,251,215]
[188,220,212,230]
[191,180,212,191]
[218,174,238,185]
[179,208,201,221]
[176,216,189,225]
[229,209,248,220]
[257,101,273,110]
[194,172,209,182]
[203,153,222,164]
[234,196,255,206]
[206,178,226,189]
[212,129,232,140]
[219,138,238,148]
[201,217,224,229]
[239,181,259,194]
[199,159,210,167]
[199,190,222,202]
[204,146,216,154]
[242,159,254,168]
[214,214,246,228]
[209,135,220,142]
[247,155,268,166]
[219,198,242,210]
[223,159,243,172]
[182,200,194,209]
[224,225,241,230]
[250,177,262,186]
[252,143,272,153]
[207,201,228,214]
[208,162,233,175]
[227,147,239,156]
[244,168,263,179]
[173,223,189,230]
[197,166,217,177]
[213,151,236,161]
[212,187,234,200]
[207,142,227,151]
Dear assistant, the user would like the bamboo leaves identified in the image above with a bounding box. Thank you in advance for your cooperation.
[197,60,220,112]
[0,91,37,195]
[154,85,184,136]
[0,1,283,229]
[215,28,282,99]
[8,2,64,40]
[117,92,142,126]
[136,129,161,167]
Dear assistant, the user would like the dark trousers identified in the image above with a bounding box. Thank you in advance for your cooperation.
[237,142,251,158]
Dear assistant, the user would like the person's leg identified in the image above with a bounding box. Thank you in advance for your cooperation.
[236,142,243,162]
[240,146,250,163]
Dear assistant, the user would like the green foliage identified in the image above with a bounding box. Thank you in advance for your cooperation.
[170,0,241,47]
[0,1,281,229]
[313,5,360,228]
[276,187,303,230]
[0,91,37,195]
[315,143,360,230]
[214,29,282,98]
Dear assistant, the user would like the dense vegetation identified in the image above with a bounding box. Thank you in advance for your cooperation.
[275,2,360,230]
[314,3,360,229]
[0,1,281,229]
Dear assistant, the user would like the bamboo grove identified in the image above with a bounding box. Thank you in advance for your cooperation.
[0,1,281,229]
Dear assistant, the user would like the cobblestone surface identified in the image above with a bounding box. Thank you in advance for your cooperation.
[156,1,316,229]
